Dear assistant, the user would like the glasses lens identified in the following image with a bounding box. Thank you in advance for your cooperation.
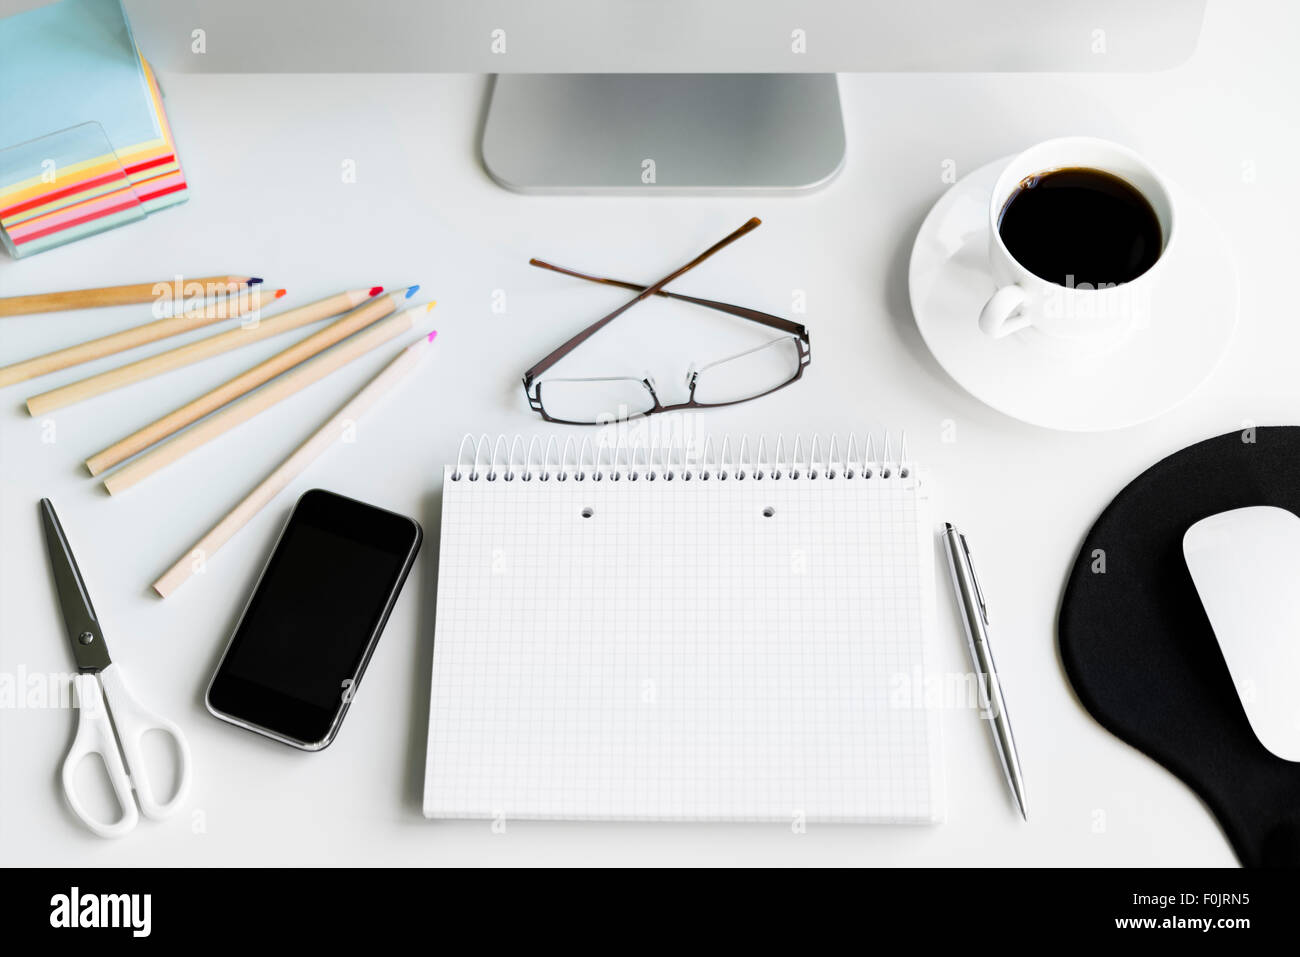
[538,377,654,424]
[692,336,803,405]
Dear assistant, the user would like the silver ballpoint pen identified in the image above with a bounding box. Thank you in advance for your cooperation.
[942,522,1028,821]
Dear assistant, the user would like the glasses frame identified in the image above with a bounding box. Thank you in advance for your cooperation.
[522,218,812,425]
[532,335,811,426]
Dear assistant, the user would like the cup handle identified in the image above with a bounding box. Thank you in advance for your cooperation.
[979,285,1031,339]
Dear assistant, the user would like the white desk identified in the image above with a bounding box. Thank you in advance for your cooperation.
[3,0,1295,866]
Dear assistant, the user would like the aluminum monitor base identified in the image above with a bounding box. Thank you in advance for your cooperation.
[481,74,846,195]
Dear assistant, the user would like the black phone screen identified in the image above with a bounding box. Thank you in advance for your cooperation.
[207,489,421,748]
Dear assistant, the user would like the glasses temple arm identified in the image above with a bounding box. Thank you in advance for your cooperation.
[529,259,807,339]
[522,217,762,388]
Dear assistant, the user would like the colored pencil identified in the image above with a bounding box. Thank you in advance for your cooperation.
[84,285,416,476]
[0,275,260,318]
[152,323,438,598]
[26,286,383,415]
[102,303,431,495]
[0,287,285,388]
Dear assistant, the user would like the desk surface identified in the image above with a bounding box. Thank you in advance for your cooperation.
[3,0,1296,866]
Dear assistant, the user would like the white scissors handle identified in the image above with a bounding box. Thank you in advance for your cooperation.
[99,663,192,819]
[63,673,138,838]
[62,665,192,838]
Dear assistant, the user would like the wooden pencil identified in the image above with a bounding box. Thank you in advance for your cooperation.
[103,304,430,496]
[0,287,285,388]
[0,275,261,318]
[84,286,415,476]
[26,286,383,416]
[152,322,438,598]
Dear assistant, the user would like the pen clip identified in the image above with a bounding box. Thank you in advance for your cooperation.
[960,533,989,627]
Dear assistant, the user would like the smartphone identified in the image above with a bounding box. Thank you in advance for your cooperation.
[207,489,422,750]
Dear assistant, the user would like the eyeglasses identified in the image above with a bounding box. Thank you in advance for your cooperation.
[521,218,811,426]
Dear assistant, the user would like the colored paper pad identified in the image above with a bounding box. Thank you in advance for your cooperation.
[0,0,188,258]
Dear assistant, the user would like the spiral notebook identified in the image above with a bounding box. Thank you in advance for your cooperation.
[424,434,946,823]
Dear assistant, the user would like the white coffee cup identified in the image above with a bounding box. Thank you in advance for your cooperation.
[978,137,1175,348]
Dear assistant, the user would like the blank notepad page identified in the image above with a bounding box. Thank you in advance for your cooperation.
[425,453,945,823]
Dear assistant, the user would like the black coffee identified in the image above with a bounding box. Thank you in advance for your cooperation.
[997,167,1162,289]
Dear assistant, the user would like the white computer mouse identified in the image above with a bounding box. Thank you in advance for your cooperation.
[1183,505,1300,762]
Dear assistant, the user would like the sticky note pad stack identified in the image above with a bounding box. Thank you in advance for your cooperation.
[0,0,189,258]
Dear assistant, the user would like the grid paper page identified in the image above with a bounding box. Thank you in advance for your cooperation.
[424,461,944,823]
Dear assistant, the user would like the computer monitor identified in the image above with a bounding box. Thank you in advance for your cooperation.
[126,0,1207,193]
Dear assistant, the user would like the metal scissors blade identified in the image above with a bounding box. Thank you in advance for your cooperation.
[39,498,111,674]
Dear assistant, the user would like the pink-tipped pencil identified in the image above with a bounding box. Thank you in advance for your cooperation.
[152,318,438,598]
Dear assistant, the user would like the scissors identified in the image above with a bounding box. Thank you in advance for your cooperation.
[40,499,192,838]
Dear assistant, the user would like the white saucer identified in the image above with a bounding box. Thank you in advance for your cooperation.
[908,157,1238,431]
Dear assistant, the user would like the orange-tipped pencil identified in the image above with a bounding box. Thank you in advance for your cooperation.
[0,275,261,318]
[0,287,285,388]
[26,286,383,415]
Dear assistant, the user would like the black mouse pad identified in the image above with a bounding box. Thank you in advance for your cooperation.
[1059,426,1300,867]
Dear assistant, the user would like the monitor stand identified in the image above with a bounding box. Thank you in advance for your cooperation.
[480,74,845,195]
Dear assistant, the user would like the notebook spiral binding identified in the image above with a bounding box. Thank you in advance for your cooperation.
[451,433,911,483]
